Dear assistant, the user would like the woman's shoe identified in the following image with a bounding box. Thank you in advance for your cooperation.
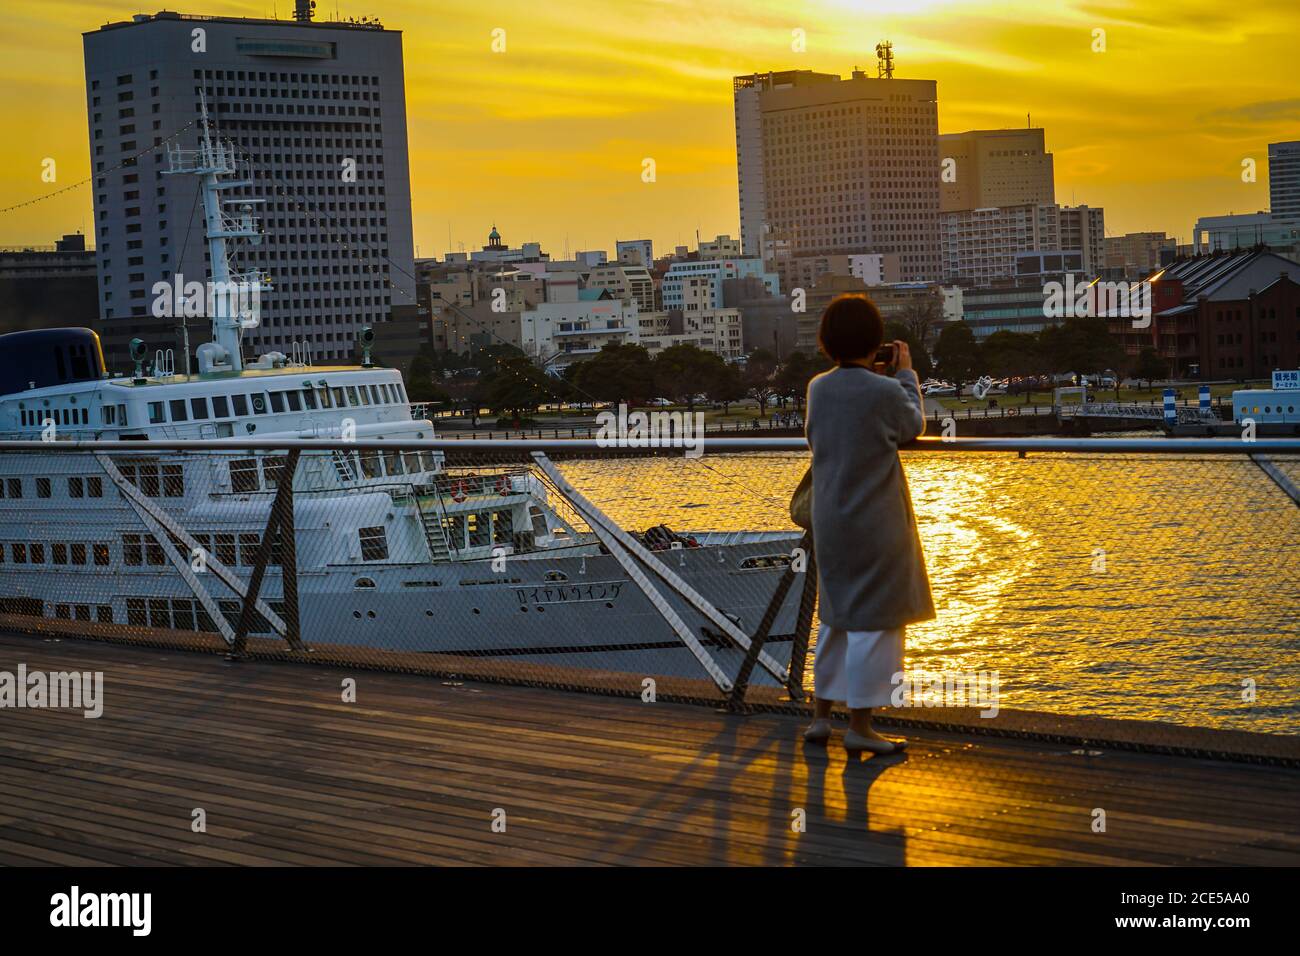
[803,719,833,743]
[843,729,906,755]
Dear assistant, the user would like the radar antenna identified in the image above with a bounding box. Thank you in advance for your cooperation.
[875,40,895,79]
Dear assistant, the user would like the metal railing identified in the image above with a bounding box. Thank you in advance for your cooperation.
[0,437,1296,738]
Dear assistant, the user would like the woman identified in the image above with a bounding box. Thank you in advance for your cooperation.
[802,294,935,755]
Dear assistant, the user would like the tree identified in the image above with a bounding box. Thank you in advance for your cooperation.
[932,322,981,395]
[1131,346,1167,389]
[651,344,727,409]
[404,354,450,404]
[883,320,934,380]
[706,361,747,413]
[480,355,551,419]
[743,348,780,416]
[897,297,944,353]
[567,342,655,406]
[775,350,830,408]
[981,330,1041,403]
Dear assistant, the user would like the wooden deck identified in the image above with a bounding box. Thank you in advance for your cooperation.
[0,631,1297,866]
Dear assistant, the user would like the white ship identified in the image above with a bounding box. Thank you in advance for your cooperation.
[0,110,807,695]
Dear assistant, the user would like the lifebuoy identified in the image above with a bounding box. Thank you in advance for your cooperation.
[451,479,468,503]
[496,475,511,496]
[1007,406,1020,417]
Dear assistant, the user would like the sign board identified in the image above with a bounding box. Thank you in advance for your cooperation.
[1272,370,1300,389]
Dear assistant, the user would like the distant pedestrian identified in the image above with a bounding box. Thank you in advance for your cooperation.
[801,294,935,755]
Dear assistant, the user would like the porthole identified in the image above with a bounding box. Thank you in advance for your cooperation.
[605,602,614,609]
[544,570,567,582]
[352,610,361,619]
[354,576,376,590]
[366,610,376,619]
[425,609,434,616]
[519,606,528,612]
[472,608,480,614]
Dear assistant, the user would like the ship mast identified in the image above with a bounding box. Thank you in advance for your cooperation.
[163,93,264,373]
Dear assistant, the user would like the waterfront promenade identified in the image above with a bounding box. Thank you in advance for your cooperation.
[1,631,1296,866]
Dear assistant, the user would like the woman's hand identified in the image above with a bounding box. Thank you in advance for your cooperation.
[894,340,913,372]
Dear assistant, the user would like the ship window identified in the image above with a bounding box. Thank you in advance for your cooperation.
[263,455,288,489]
[332,386,345,407]
[316,387,331,409]
[468,512,491,547]
[232,394,249,416]
[10,543,26,563]
[162,464,184,497]
[285,390,302,412]
[370,385,383,404]
[169,399,188,421]
[231,458,260,492]
[251,394,269,414]
[148,402,165,424]
[269,392,286,413]
[101,405,117,425]
[346,386,359,406]
[212,395,230,418]
[493,509,514,545]
[122,534,143,566]
[29,542,45,564]
[357,386,371,406]
[4,479,19,498]
[403,452,421,474]
[70,540,87,563]
[359,451,381,479]
[88,476,102,497]
[383,450,403,475]
[215,534,236,566]
[126,598,146,626]
[302,389,317,410]
[238,534,261,565]
[53,543,68,565]
[354,577,376,590]
[145,536,166,565]
[69,477,84,498]
[36,478,51,498]
[529,507,548,537]
[544,570,567,582]
[359,526,388,561]
[93,543,110,566]
[441,514,465,549]
[96,605,113,624]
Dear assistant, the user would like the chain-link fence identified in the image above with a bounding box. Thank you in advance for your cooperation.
[0,438,1296,736]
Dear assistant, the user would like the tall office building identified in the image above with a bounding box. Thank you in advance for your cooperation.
[733,68,941,281]
[1269,141,1300,220]
[939,128,1055,212]
[82,7,415,363]
[1058,205,1106,275]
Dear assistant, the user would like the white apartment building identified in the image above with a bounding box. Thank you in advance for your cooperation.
[940,203,1062,284]
[698,235,741,260]
[1057,205,1106,275]
[584,264,655,314]
[520,290,639,369]
[616,239,653,267]
[83,9,415,363]
[637,309,744,361]
[661,259,778,312]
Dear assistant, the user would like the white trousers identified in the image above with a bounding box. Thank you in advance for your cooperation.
[812,623,904,710]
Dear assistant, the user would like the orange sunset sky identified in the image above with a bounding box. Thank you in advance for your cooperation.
[1,0,1296,255]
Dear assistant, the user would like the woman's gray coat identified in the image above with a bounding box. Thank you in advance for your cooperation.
[804,365,935,630]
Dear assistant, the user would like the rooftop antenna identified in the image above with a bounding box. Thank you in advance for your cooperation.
[875,40,894,79]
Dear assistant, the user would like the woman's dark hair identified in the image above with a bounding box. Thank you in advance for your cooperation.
[817,294,885,364]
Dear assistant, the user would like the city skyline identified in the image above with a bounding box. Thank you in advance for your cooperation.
[1,0,1297,255]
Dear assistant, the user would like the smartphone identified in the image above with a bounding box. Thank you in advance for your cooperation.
[871,343,897,374]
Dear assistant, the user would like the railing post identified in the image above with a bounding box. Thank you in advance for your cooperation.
[230,449,302,658]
